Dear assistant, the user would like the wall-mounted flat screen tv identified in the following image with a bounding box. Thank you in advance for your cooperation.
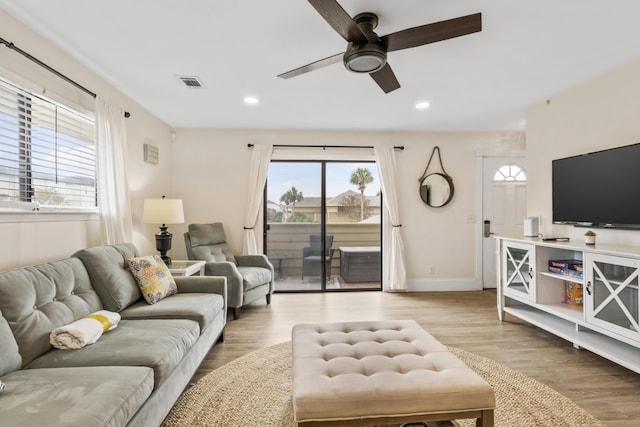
[552,142,640,228]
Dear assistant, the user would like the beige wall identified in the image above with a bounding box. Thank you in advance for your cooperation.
[13,6,638,287]
[526,57,640,246]
[0,9,172,270]
[0,4,524,286]
[170,129,523,289]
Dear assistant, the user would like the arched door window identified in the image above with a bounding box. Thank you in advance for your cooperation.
[493,164,527,182]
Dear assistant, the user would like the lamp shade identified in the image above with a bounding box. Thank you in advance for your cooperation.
[143,198,184,225]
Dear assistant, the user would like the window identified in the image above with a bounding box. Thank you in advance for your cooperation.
[493,164,526,182]
[0,77,96,212]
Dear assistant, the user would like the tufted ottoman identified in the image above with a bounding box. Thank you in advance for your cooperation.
[291,320,495,427]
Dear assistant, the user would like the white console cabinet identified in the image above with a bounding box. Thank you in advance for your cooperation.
[502,241,536,302]
[496,236,640,374]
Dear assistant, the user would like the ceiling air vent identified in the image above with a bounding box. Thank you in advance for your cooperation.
[177,75,204,88]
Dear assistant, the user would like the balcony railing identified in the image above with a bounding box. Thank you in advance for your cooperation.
[266,222,380,280]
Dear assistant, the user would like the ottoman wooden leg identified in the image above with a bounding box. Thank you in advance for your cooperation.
[476,409,494,427]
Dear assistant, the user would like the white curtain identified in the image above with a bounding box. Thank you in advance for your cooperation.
[95,96,133,245]
[375,146,408,291]
[242,143,273,254]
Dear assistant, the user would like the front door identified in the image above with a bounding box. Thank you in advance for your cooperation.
[481,155,527,288]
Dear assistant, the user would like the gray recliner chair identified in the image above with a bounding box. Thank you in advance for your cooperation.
[184,223,274,320]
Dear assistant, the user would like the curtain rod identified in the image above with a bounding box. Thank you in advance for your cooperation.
[1,36,130,118]
[247,143,404,150]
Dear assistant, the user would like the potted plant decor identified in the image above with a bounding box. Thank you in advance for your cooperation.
[584,230,596,245]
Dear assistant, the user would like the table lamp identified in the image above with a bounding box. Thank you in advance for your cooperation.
[143,196,184,266]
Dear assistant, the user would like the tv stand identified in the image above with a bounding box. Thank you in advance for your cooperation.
[496,236,640,374]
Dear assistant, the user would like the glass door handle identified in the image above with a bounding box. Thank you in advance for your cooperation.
[586,281,592,296]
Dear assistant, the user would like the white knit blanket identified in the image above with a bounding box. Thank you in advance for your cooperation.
[49,310,121,350]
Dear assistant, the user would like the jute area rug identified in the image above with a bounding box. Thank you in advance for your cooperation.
[162,342,604,427]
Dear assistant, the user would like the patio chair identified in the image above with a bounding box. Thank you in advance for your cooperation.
[301,234,334,280]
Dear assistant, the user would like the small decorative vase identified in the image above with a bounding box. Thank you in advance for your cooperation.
[585,235,596,245]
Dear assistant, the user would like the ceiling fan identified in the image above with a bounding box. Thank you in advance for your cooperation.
[278,0,482,93]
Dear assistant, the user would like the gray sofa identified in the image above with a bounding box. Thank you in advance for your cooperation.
[0,243,227,427]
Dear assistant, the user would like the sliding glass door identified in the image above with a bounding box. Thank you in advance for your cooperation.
[264,160,381,292]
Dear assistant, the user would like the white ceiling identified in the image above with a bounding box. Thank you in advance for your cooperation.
[2,0,640,132]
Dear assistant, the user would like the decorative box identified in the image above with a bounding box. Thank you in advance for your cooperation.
[565,281,583,306]
[548,259,583,279]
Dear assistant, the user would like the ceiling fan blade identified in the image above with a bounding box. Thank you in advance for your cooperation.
[382,13,482,52]
[370,63,400,93]
[278,52,344,79]
[308,0,368,43]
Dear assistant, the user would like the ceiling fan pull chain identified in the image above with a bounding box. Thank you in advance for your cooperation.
[418,146,448,182]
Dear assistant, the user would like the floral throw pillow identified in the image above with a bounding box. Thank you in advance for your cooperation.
[127,255,178,304]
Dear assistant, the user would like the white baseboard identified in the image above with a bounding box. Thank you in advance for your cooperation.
[407,278,483,292]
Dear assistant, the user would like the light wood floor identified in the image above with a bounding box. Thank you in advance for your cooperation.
[274,275,380,291]
[193,290,640,426]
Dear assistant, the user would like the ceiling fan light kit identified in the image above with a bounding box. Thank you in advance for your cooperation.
[278,0,482,93]
[343,12,386,73]
[343,43,387,73]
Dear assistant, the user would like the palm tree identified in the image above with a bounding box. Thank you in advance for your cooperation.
[350,168,374,221]
[280,186,304,221]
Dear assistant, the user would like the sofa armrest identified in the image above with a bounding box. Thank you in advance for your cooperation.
[201,261,243,303]
[236,254,272,270]
[174,275,226,295]
[174,275,227,314]
[203,261,241,278]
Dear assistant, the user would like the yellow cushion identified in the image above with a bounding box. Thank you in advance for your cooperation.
[127,255,177,304]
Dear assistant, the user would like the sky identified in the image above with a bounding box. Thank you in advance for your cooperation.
[267,161,380,203]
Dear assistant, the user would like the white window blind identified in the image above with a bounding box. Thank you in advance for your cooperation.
[0,78,96,211]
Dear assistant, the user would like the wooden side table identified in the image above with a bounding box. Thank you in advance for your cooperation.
[168,260,206,277]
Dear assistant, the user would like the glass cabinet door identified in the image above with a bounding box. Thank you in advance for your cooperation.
[585,253,640,342]
[503,242,535,301]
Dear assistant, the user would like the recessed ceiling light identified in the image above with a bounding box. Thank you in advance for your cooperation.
[415,101,430,110]
[244,96,259,105]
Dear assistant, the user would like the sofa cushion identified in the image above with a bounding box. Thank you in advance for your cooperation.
[25,319,199,389]
[0,366,153,427]
[73,243,142,312]
[127,255,178,304]
[238,266,272,291]
[0,311,21,376]
[120,293,224,332]
[0,258,103,366]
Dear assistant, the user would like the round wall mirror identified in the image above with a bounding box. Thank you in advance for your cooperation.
[419,173,454,208]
